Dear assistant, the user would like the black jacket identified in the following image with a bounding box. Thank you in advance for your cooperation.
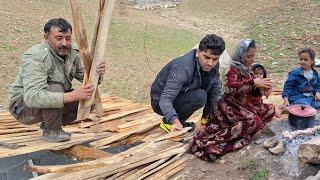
[150,49,222,121]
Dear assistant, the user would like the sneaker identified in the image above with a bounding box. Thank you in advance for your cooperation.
[42,128,71,143]
[200,118,210,125]
[160,121,171,133]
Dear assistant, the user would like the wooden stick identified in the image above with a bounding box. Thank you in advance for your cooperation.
[52,145,112,161]
[125,157,170,179]
[28,140,183,176]
[28,159,39,177]
[145,155,188,180]
[85,0,116,107]
[70,0,103,120]
[89,118,160,148]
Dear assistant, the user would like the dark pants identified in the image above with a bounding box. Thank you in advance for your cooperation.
[151,89,207,124]
[9,84,78,130]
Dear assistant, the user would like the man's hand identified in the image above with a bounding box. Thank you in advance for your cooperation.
[171,119,183,132]
[64,84,94,103]
[253,78,272,89]
[96,61,106,75]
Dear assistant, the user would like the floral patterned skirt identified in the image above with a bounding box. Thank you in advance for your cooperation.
[189,96,275,161]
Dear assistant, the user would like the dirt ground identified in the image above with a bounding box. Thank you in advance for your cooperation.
[0,0,320,179]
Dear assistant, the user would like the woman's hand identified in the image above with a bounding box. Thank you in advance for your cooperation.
[253,78,272,89]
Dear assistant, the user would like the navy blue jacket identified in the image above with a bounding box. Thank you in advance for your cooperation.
[283,67,320,101]
[150,49,222,122]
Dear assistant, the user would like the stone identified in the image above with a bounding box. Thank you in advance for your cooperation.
[298,136,320,164]
[268,140,285,155]
[264,136,279,148]
[218,160,226,164]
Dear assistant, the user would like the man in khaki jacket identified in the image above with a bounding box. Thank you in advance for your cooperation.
[9,18,106,142]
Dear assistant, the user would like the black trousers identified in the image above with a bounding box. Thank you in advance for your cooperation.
[151,89,207,124]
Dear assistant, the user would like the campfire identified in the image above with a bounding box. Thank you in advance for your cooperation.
[263,124,320,177]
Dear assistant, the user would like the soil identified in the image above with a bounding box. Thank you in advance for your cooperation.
[0,0,319,179]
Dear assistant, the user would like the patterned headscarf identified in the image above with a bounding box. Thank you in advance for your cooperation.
[231,39,254,77]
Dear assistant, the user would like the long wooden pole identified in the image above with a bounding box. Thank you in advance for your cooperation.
[71,0,105,120]
[85,0,116,107]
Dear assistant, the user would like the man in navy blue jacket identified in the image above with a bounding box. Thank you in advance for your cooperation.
[150,34,225,132]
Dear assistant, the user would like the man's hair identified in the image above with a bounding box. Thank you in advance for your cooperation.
[44,18,72,34]
[298,48,316,60]
[198,34,225,55]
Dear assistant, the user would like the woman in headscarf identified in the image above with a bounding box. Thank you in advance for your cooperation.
[189,39,278,161]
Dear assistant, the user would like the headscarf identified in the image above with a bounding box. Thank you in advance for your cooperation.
[231,39,254,77]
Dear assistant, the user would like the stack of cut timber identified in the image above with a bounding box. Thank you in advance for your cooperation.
[28,140,191,179]
[0,95,199,179]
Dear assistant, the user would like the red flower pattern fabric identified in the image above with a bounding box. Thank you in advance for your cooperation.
[189,66,275,161]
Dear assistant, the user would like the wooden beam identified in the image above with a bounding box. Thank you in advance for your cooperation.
[70,0,103,120]
[53,145,112,161]
[89,118,160,148]
[85,0,116,107]
[28,140,183,176]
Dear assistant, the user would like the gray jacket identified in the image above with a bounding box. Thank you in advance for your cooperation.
[150,49,222,122]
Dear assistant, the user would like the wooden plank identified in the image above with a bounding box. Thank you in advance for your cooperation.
[0,131,40,139]
[85,0,116,107]
[137,151,185,179]
[0,133,101,158]
[0,127,38,135]
[79,143,186,180]
[53,145,112,161]
[153,127,191,142]
[125,157,170,179]
[117,114,157,129]
[81,107,149,128]
[144,155,188,180]
[157,163,185,180]
[28,159,39,177]
[28,140,183,175]
[89,118,160,148]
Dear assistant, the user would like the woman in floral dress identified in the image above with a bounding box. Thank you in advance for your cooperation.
[189,39,279,161]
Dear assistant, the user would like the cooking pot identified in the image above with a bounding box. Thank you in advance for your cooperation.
[288,104,317,130]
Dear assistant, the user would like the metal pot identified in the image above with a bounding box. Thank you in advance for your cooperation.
[288,104,317,130]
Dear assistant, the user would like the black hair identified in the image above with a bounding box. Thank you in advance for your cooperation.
[298,48,316,60]
[198,34,225,55]
[44,18,72,34]
[252,63,267,78]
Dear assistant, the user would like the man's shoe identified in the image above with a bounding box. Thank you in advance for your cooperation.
[42,128,71,143]
[40,122,71,136]
[160,121,171,133]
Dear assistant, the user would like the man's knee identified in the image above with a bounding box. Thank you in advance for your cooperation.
[193,89,207,107]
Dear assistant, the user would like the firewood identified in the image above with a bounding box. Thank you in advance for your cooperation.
[89,119,161,148]
[85,0,116,108]
[53,145,112,161]
[145,156,187,180]
[29,141,186,179]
